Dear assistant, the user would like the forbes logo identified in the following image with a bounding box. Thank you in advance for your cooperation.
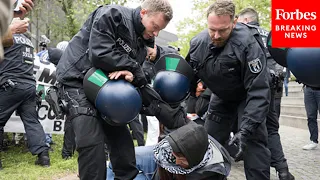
[275,9,317,20]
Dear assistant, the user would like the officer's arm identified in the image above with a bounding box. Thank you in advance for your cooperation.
[241,40,271,134]
[88,8,140,75]
[185,40,201,97]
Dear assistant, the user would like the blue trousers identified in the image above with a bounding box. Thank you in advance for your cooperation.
[107,146,157,180]
[304,86,320,143]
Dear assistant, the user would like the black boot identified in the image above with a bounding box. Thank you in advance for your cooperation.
[278,167,295,180]
[35,150,50,167]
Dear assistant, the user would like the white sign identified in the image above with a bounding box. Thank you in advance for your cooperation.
[4,53,66,134]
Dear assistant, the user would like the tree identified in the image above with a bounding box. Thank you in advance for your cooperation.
[170,0,271,57]
[29,0,135,50]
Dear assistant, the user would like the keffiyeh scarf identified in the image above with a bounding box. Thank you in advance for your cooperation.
[153,139,212,175]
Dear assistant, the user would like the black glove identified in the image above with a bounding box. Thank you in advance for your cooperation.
[228,128,250,162]
[132,67,148,88]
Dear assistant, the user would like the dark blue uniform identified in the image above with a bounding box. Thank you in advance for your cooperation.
[186,23,271,180]
[56,5,152,180]
[0,34,48,156]
[246,21,294,180]
[56,5,190,180]
[247,21,290,172]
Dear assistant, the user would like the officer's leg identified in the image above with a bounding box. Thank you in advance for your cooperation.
[129,117,145,146]
[0,87,25,150]
[17,84,48,155]
[64,88,106,180]
[274,97,282,118]
[103,121,138,180]
[205,94,238,145]
[61,118,76,159]
[238,100,271,180]
[266,92,288,171]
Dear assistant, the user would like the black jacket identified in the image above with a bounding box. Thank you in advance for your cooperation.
[56,5,152,88]
[186,23,270,131]
[0,34,35,85]
[246,21,284,98]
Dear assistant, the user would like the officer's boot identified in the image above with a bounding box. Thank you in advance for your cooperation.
[278,167,295,180]
[35,149,50,167]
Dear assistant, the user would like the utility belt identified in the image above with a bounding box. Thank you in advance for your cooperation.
[45,84,97,120]
[270,72,283,93]
[67,106,97,120]
[1,79,17,90]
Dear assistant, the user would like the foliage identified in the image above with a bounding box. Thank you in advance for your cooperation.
[170,0,271,57]
[29,0,135,47]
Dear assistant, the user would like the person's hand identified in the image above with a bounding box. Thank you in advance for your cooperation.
[108,70,134,82]
[13,0,34,19]
[228,129,249,162]
[146,45,157,61]
[9,18,29,34]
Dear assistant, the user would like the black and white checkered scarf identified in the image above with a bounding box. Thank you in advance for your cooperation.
[153,139,212,174]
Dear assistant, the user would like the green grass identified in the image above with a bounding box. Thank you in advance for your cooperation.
[0,132,146,179]
[0,134,78,180]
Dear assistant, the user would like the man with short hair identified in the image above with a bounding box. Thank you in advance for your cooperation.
[56,1,173,179]
[186,0,271,179]
[237,8,295,180]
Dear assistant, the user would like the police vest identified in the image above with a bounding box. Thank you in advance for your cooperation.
[0,34,35,85]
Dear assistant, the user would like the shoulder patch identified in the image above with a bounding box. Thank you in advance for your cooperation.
[248,58,262,73]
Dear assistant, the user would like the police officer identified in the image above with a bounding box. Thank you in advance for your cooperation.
[55,1,173,180]
[186,1,271,179]
[0,31,50,167]
[143,44,180,84]
[237,8,295,180]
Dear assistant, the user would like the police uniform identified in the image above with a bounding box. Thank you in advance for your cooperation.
[56,5,154,180]
[142,45,179,84]
[186,23,271,180]
[0,34,49,157]
[246,21,291,174]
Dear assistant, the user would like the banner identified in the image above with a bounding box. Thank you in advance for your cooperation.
[4,53,66,134]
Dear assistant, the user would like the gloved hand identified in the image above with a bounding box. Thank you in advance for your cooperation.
[132,67,148,88]
[228,128,250,162]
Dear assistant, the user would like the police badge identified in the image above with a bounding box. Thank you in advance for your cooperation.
[248,58,262,73]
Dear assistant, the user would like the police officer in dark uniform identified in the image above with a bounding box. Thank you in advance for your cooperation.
[0,33,50,168]
[55,1,173,180]
[238,8,295,180]
[143,44,180,84]
[186,1,271,179]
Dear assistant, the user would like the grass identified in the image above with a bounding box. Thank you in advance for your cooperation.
[0,132,145,180]
[0,134,78,180]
